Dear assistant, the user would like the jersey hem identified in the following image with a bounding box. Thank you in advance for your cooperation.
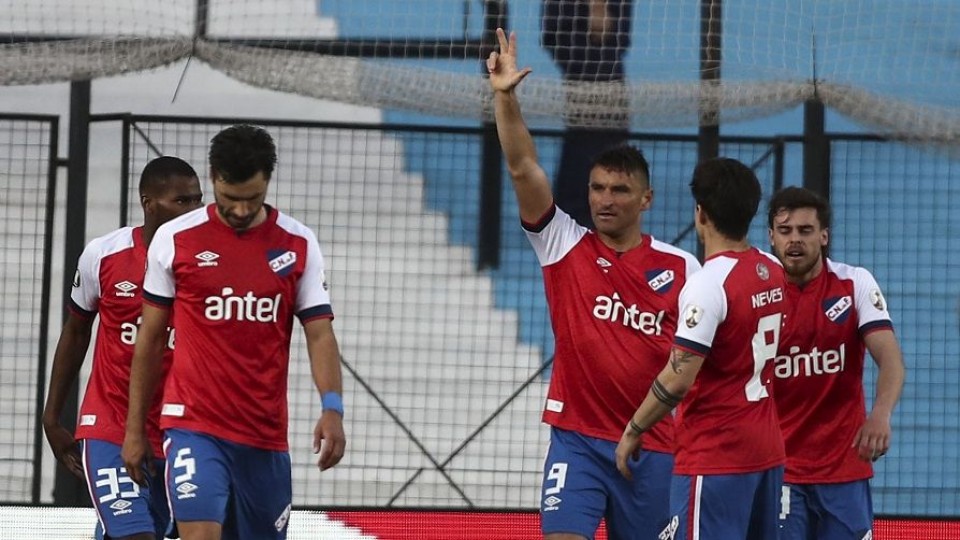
[784,472,873,484]
[544,420,674,454]
[674,456,785,475]
[520,204,556,233]
[76,431,165,457]
[160,419,289,452]
[68,299,96,319]
[143,291,173,308]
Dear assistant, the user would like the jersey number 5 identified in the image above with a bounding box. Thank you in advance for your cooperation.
[745,313,782,402]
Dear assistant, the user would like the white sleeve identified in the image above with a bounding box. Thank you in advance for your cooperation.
[295,228,332,315]
[853,267,893,330]
[143,224,176,301]
[70,241,102,314]
[674,270,727,353]
[523,205,588,267]
[684,253,703,277]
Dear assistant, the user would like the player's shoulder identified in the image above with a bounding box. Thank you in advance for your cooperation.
[683,256,731,296]
[695,248,778,290]
[84,226,136,258]
[155,205,211,240]
[824,257,873,281]
[648,237,701,270]
[274,209,318,241]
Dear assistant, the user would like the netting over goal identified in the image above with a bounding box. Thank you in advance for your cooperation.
[2,0,960,139]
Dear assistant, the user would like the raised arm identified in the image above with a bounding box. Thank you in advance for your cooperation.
[121,303,170,485]
[487,28,554,223]
[854,328,905,461]
[41,312,94,479]
[304,317,346,471]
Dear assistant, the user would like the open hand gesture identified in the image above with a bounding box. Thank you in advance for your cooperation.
[486,28,532,93]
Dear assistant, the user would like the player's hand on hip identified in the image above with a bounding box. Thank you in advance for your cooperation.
[120,432,154,486]
[486,28,532,93]
[314,411,346,471]
[852,412,891,462]
[43,423,84,480]
[615,425,644,481]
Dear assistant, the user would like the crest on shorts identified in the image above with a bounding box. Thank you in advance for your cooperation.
[684,304,703,328]
[756,262,770,280]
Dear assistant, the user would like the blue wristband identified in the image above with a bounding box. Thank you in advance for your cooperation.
[321,391,344,417]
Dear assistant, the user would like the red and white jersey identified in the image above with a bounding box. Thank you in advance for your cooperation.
[774,258,893,483]
[525,205,700,450]
[672,248,787,474]
[143,204,332,451]
[71,226,173,456]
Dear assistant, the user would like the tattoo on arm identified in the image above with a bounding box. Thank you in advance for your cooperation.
[670,349,699,375]
[652,379,684,408]
[629,419,646,435]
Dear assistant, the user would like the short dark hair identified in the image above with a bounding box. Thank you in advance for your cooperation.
[767,186,832,230]
[139,156,198,195]
[689,157,761,240]
[591,144,650,188]
[209,124,277,184]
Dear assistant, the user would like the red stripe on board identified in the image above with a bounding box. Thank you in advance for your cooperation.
[327,510,957,540]
[326,511,607,540]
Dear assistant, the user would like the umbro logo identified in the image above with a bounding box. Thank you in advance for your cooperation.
[109,499,132,512]
[114,281,137,297]
[195,251,220,267]
[543,495,562,511]
[596,257,612,272]
[176,482,198,499]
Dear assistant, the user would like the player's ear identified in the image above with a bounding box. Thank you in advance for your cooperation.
[821,227,829,248]
[640,188,654,211]
[695,204,707,225]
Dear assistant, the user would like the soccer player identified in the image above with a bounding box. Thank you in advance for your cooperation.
[42,156,203,540]
[615,157,788,540]
[488,29,700,540]
[121,125,346,540]
[768,186,905,540]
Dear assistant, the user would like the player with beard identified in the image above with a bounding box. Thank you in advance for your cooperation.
[768,186,905,540]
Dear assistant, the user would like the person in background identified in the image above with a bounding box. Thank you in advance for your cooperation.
[768,186,905,540]
[43,156,203,540]
[542,0,633,228]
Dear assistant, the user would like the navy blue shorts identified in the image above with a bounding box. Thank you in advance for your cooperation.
[669,466,784,540]
[540,427,673,540]
[164,428,292,540]
[82,439,171,539]
[778,481,873,540]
